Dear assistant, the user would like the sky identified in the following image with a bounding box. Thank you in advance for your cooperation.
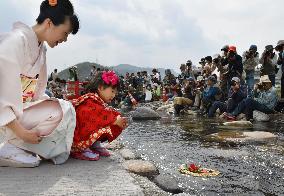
[0,0,283,74]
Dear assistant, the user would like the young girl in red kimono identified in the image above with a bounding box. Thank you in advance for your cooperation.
[71,71,128,161]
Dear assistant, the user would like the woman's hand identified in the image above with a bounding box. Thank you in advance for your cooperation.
[7,119,42,144]
[114,116,128,129]
[15,129,42,144]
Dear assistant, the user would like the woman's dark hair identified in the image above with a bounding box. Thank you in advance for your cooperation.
[86,71,120,93]
[36,0,79,34]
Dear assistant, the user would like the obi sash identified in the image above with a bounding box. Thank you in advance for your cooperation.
[21,74,38,103]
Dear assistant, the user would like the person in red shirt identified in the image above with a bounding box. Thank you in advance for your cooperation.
[71,71,128,161]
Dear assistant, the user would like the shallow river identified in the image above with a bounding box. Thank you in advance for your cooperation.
[121,114,284,195]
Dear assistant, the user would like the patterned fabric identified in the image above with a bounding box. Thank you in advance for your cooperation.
[254,87,278,110]
[21,74,38,103]
[71,93,122,152]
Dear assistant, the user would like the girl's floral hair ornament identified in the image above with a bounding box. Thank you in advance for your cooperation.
[48,0,57,7]
[102,71,119,86]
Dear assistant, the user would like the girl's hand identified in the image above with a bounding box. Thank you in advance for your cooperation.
[114,116,128,129]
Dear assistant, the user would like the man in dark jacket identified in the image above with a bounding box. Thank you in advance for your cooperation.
[227,46,243,80]
[208,77,247,117]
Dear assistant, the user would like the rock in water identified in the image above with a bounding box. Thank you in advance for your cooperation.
[153,174,183,194]
[206,131,277,143]
[106,139,124,150]
[123,160,159,177]
[223,120,253,127]
[119,148,136,160]
[156,104,174,111]
[131,107,161,120]
[253,110,270,122]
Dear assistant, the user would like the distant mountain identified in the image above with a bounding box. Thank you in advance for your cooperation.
[110,64,178,78]
[57,62,103,81]
[57,62,178,81]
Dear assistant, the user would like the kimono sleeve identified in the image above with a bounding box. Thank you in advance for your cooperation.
[0,32,25,126]
[33,46,49,101]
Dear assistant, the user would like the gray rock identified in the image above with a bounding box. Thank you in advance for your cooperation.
[119,148,136,160]
[123,160,159,177]
[205,131,277,143]
[153,174,183,194]
[253,110,270,122]
[106,139,124,150]
[132,107,161,120]
[175,193,192,196]
[223,120,253,127]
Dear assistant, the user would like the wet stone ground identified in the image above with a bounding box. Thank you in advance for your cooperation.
[120,114,284,195]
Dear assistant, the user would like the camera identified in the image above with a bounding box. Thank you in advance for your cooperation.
[230,81,237,86]
[257,83,264,90]
[228,51,235,58]
[213,58,219,63]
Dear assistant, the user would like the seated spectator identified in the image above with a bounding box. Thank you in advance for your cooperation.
[208,77,247,117]
[173,77,195,115]
[144,85,153,103]
[152,83,161,101]
[193,75,206,108]
[224,75,278,120]
[201,75,220,114]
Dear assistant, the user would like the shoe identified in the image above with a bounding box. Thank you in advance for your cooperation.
[223,112,236,121]
[191,106,199,111]
[197,109,206,115]
[0,142,40,168]
[71,149,100,161]
[91,147,111,157]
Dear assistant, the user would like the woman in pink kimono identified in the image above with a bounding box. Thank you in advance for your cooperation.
[0,0,79,167]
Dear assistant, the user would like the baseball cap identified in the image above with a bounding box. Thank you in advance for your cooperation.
[231,77,240,83]
[228,46,237,52]
[265,45,274,51]
[221,45,229,51]
[208,75,217,83]
[249,45,257,51]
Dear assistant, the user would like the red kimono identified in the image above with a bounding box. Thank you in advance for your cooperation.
[71,93,123,152]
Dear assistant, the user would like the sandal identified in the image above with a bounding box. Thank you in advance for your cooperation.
[71,150,100,161]
[223,112,236,121]
[0,142,40,168]
[91,147,111,157]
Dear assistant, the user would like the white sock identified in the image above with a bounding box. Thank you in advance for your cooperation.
[82,148,99,159]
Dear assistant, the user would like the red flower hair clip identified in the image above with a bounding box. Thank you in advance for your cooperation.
[102,71,119,86]
[48,0,57,7]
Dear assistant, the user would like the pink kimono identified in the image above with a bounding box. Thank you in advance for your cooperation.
[0,22,76,165]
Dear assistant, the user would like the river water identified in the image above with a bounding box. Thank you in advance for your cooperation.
[121,114,284,195]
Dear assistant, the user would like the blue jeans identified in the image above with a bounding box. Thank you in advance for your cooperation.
[231,98,274,120]
[268,74,276,86]
[208,101,227,117]
[245,70,255,98]
[208,98,238,117]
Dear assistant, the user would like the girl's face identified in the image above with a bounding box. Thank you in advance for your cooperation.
[45,18,72,48]
[98,86,117,103]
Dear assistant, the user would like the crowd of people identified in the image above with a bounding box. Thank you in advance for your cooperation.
[1,0,284,168]
[49,42,284,122]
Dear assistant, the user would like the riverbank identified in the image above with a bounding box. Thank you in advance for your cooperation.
[0,133,173,196]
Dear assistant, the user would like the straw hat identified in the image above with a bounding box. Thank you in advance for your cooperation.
[259,75,271,83]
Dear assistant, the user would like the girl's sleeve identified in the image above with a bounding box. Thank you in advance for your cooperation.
[0,33,25,126]
[76,99,121,131]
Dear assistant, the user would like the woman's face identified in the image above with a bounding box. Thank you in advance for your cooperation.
[45,18,72,48]
[98,86,117,103]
